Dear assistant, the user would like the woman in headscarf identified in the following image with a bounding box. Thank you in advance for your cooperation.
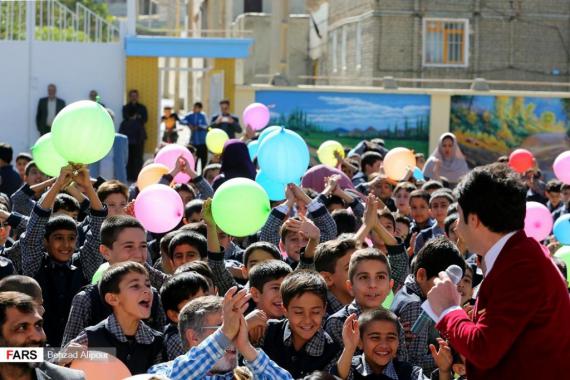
[422,132,469,187]
[212,139,256,191]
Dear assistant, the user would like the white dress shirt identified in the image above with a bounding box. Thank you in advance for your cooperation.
[46,98,57,126]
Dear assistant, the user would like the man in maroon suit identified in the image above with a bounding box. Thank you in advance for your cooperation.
[427,163,570,380]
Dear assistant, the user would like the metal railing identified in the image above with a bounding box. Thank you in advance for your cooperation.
[0,0,119,42]
[0,1,26,41]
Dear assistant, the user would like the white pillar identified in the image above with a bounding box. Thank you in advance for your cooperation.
[127,0,137,36]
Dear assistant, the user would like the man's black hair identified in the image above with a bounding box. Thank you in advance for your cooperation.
[454,163,526,233]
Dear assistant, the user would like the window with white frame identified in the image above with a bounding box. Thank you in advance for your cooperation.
[341,26,347,71]
[331,29,338,72]
[356,22,362,70]
[423,18,469,67]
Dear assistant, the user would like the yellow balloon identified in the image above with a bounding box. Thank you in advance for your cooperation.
[317,140,345,167]
[383,147,415,181]
[137,163,170,190]
[206,129,229,154]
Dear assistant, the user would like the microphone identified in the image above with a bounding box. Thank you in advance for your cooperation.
[411,264,463,335]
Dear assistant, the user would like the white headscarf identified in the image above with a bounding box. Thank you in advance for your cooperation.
[423,132,469,184]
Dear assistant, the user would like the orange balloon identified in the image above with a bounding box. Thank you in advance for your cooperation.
[70,351,131,380]
[137,163,170,190]
[383,147,415,181]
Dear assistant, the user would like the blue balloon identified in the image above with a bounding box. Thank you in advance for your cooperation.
[257,128,310,184]
[248,140,259,160]
[553,214,570,245]
[413,167,424,181]
[256,170,287,201]
[257,125,281,144]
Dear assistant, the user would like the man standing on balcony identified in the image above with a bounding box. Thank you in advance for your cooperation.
[35,83,66,136]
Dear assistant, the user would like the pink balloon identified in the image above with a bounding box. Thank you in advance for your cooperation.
[524,201,553,242]
[134,184,184,233]
[243,103,270,131]
[553,151,570,185]
[154,144,195,184]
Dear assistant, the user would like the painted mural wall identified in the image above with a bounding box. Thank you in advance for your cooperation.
[255,90,431,155]
[450,95,570,178]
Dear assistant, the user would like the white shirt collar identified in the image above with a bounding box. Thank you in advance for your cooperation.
[484,231,517,276]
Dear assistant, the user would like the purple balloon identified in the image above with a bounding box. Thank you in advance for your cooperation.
[524,201,553,242]
[243,103,270,131]
[154,144,195,184]
[553,151,570,185]
[134,184,184,233]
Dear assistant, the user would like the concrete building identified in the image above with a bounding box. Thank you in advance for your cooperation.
[318,0,570,90]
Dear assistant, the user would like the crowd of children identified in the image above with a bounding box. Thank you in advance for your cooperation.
[0,122,568,380]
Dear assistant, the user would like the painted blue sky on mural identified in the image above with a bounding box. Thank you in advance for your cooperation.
[255,90,431,132]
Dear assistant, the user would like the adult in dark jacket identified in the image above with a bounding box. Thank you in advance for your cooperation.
[36,83,66,136]
[120,89,148,181]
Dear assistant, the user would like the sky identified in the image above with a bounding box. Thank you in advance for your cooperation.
[256,90,431,131]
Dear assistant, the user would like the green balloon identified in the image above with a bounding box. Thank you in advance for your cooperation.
[91,262,110,284]
[51,100,115,164]
[382,290,395,309]
[31,133,68,177]
[554,245,570,283]
[212,178,271,237]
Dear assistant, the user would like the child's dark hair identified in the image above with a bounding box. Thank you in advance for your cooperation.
[314,237,356,273]
[167,231,207,260]
[173,183,197,201]
[348,248,391,282]
[180,221,208,238]
[243,241,282,267]
[97,180,128,203]
[447,202,458,216]
[444,213,458,236]
[412,236,466,279]
[430,189,455,205]
[184,199,204,220]
[24,161,39,177]
[409,189,430,205]
[394,182,417,194]
[0,143,13,163]
[99,262,148,306]
[332,209,357,235]
[378,209,395,230]
[395,215,411,228]
[45,215,77,239]
[174,260,215,286]
[546,179,562,193]
[249,260,292,292]
[160,230,180,255]
[53,193,80,214]
[422,180,444,193]
[160,272,210,314]
[280,270,327,308]
[358,308,400,337]
[16,152,32,163]
[100,215,145,248]
[301,371,341,380]
[325,195,344,210]
[193,102,203,108]
[360,151,383,170]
